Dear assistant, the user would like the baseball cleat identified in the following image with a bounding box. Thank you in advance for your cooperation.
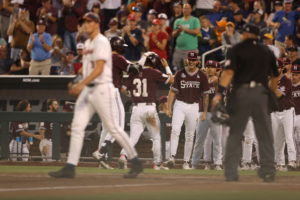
[287,161,297,171]
[214,165,223,171]
[99,160,114,169]
[153,164,169,170]
[182,162,192,170]
[92,151,104,160]
[276,165,287,172]
[118,155,128,169]
[48,166,75,179]
[124,157,143,179]
[165,157,175,168]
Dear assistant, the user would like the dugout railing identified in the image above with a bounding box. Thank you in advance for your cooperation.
[0,112,171,161]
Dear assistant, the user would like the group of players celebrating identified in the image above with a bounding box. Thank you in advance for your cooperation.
[92,35,300,172]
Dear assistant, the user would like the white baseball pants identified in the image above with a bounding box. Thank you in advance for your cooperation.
[294,115,300,162]
[67,83,137,166]
[39,138,53,162]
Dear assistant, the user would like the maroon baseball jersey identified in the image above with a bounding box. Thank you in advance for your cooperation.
[112,53,128,89]
[40,122,53,140]
[277,75,295,111]
[199,81,216,112]
[10,122,28,139]
[124,67,169,103]
[292,83,300,115]
[171,69,209,104]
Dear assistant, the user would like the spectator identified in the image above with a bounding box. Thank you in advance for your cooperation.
[50,35,66,75]
[122,13,144,61]
[169,2,182,32]
[104,17,121,39]
[246,0,268,23]
[221,21,241,46]
[132,5,147,32]
[73,42,83,74]
[90,1,104,33]
[62,0,86,53]
[60,50,75,75]
[76,17,88,44]
[271,0,298,54]
[36,0,58,36]
[153,0,173,18]
[145,9,158,33]
[287,46,300,64]
[10,99,41,161]
[0,0,12,41]
[7,7,34,61]
[284,34,297,49]
[232,10,246,33]
[172,3,200,70]
[206,0,224,27]
[249,9,268,32]
[0,37,7,47]
[9,48,30,74]
[0,44,13,74]
[27,18,52,75]
[146,19,169,59]
[215,19,227,44]
[158,13,172,36]
[39,99,59,161]
[225,0,248,22]
[194,0,214,17]
[198,16,218,60]
[263,33,280,58]
[100,0,122,31]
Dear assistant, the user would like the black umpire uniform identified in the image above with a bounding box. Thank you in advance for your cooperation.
[214,24,279,182]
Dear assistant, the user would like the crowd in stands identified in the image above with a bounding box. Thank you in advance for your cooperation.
[0,0,299,75]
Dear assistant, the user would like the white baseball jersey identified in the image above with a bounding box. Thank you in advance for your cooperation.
[83,34,112,84]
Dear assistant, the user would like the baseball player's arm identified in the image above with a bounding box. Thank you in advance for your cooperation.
[269,76,281,97]
[201,93,209,121]
[19,130,43,140]
[212,69,234,107]
[69,60,105,96]
[166,89,176,117]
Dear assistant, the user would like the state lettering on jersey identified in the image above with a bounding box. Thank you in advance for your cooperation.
[292,90,300,98]
[180,80,200,89]
[207,86,216,94]
[279,86,286,95]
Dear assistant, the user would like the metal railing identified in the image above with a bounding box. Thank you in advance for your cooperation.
[0,112,171,161]
[201,45,231,68]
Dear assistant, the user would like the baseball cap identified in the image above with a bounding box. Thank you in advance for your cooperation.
[92,2,101,8]
[132,6,143,13]
[263,33,273,40]
[284,0,293,4]
[127,13,136,21]
[187,51,199,61]
[286,46,298,52]
[37,18,47,26]
[277,57,290,67]
[291,64,300,73]
[274,1,283,6]
[158,13,168,20]
[242,24,260,36]
[109,18,118,26]
[205,60,220,68]
[148,9,158,15]
[76,43,84,50]
[83,12,100,23]
[159,96,167,104]
[152,19,161,25]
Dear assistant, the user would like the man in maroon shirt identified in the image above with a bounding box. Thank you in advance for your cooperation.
[36,0,58,35]
[272,61,297,171]
[166,51,209,169]
[119,51,173,170]
[291,64,300,167]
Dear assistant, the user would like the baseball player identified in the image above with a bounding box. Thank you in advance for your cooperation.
[9,100,42,161]
[291,64,300,167]
[119,51,173,170]
[39,99,59,162]
[191,60,222,170]
[49,12,143,179]
[166,51,210,169]
[91,36,138,169]
[272,58,297,171]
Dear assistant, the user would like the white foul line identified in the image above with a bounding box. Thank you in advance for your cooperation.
[0,183,172,193]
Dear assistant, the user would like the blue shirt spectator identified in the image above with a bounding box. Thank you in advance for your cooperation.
[273,9,298,42]
[28,32,52,61]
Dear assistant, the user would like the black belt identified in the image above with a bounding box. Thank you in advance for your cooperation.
[133,102,155,106]
[87,83,96,87]
[240,81,263,88]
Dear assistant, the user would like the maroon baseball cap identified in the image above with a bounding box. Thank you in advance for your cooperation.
[83,12,100,23]
[291,64,300,73]
[187,51,199,61]
[277,57,290,68]
[205,60,221,68]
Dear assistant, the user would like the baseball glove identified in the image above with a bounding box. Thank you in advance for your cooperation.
[211,102,230,125]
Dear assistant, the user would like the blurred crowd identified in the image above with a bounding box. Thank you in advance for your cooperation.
[0,0,299,75]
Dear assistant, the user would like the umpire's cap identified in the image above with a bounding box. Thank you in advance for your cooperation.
[83,12,100,23]
[291,64,300,73]
[242,24,260,36]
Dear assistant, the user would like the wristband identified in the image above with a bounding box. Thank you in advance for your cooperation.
[165,66,172,75]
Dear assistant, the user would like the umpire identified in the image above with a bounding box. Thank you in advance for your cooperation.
[212,24,279,182]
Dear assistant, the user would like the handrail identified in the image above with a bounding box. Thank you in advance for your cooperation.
[201,45,231,68]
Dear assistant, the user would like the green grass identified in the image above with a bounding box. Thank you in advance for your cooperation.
[0,165,300,176]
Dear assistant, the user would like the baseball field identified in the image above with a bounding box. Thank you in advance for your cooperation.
[0,163,300,200]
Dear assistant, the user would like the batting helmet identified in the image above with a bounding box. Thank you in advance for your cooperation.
[110,36,128,54]
[138,51,163,68]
